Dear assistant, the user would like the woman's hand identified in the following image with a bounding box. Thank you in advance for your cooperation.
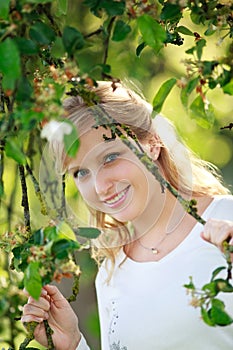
[201,218,233,261]
[21,284,81,350]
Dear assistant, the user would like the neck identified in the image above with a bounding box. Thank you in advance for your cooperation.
[131,189,189,239]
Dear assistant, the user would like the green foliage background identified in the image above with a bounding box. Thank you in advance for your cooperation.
[0,1,232,349]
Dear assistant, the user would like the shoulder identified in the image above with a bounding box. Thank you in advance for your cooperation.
[206,194,233,220]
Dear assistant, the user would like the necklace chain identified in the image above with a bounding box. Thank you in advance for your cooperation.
[137,233,169,255]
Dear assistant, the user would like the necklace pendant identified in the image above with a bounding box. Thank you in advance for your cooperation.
[151,248,159,254]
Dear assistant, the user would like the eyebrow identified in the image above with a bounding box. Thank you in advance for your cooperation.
[67,139,122,172]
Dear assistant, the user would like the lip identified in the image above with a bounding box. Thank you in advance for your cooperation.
[103,185,131,208]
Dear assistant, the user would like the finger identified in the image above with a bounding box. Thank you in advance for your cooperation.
[23,303,50,320]
[23,287,49,298]
[27,296,51,312]
[21,314,44,324]
[43,285,69,307]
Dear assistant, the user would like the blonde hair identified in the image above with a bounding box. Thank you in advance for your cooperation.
[55,81,230,270]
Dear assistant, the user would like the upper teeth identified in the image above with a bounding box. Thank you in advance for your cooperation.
[105,187,128,205]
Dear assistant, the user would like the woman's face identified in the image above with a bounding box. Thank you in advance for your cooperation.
[68,126,161,223]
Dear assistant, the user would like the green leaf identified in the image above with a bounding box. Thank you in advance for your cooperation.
[180,77,199,108]
[51,37,66,58]
[112,20,131,41]
[189,95,215,129]
[77,227,101,239]
[62,26,85,57]
[57,221,77,241]
[0,0,10,20]
[33,229,44,245]
[44,226,58,241]
[63,122,80,157]
[183,276,195,290]
[102,0,125,16]
[57,0,67,14]
[202,60,218,75]
[196,39,206,60]
[24,262,42,300]
[14,38,39,55]
[29,21,56,45]
[137,15,166,54]
[22,0,52,3]
[85,0,125,16]
[5,138,27,165]
[152,78,177,113]
[15,77,33,102]
[201,307,215,326]
[160,3,182,22]
[136,42,146,57]
[51,239,80,259]
[211,299,233,326]
[223,79,233,95]
[204,25,217,36]
[0,38,21,91]
[211,266,226,281]
[202,281,218,296]
[215,279,233,293]
[176,26,193,36]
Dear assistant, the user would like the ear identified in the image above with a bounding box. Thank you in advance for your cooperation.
[141,134,161,161]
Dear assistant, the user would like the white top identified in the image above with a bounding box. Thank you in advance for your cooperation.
[77,195,233,350]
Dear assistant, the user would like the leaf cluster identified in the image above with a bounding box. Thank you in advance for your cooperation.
[184,259,233,327]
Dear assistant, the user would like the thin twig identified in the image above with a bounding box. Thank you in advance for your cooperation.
[102,17,116,77]
[18,164,31,232]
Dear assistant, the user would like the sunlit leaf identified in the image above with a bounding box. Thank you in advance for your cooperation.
[44,226,58,241]
[5,138,27,165]
[152,78,177,113]
[57,221,77,241]
[63,122,80,157]
[189,96,215,129]
[137,15,166,54]
[58,0,68,14]
[24,262,42,300]
[223,79,233,95]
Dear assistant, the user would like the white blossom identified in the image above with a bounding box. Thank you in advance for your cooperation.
[41,120,72,142]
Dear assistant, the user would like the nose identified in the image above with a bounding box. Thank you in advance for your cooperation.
[94,167,114,197]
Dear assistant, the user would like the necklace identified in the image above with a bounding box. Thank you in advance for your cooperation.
[137,234,169,255]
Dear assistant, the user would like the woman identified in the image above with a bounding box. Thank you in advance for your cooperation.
[22,81,233,350]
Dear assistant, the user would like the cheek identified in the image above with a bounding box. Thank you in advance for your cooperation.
[75,180,94,203]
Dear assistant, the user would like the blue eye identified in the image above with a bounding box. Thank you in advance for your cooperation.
[104,152,120,164]
[73,169,89,179]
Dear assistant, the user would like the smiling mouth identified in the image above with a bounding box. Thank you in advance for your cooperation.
[104,185,130,206]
